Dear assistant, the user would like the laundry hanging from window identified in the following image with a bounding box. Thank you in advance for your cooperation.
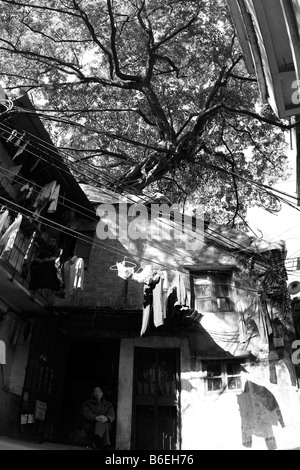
[139,268,190,335]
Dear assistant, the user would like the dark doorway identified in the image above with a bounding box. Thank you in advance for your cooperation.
[20,315,69,443]
[132,348,180,450]
[59,338,120,447]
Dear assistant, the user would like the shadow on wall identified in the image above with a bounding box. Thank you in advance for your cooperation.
[237,380,285,450]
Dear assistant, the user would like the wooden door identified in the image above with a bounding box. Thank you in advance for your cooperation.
[132,348,180,450]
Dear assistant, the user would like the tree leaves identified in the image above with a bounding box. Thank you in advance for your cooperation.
[0,0,291,227]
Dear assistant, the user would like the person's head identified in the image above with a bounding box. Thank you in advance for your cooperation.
[92,386,103,402]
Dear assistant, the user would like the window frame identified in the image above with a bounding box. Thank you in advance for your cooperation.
[202,359,244,395]
[191,270,234,313]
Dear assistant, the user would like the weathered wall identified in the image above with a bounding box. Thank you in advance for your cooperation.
[115,335,300,450]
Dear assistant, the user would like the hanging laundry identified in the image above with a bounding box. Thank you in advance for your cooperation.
[13,140,29,160]
[140,276,160,336]
[48,182,60,213]
[236,296,248,344]
[18,183,35,209]
[63,255,84,296]
[0,213,22,260]
[152,277,165,328]
[251,293,272,344]
[140,274,168,335]
[0,340,6,364]
[29,238,62,291]
[167,271,189,308]
[161,270,170,319]
[116,261,135,280]
[0,209,10,237]
[14,131,26,147]
[132,265,160,284]
[33,180,60,216]
[6,129,18,142]
[21,231,37,278]
[141,284,153,336]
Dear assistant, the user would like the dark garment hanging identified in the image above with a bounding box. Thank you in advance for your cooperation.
[140,277,160,336]
[29,259,61,291]
[29,239,62,291]
[166,287,182,320]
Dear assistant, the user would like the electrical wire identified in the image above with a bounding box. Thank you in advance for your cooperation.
[0,119,284,265]
[0,116,291,278]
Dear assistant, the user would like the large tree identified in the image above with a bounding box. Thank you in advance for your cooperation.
[0,0,293,226]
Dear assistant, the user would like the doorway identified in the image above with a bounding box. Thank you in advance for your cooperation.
[132,348,180,450]
[59,338,120,447]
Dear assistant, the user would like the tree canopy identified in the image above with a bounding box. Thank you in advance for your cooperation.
[0,0,293,226]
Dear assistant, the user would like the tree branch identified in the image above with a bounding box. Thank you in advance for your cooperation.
[229,73,257,82]
[71,0,115,80]
[0,0,81,17]
[107,0,142,82]
[153,9,200,51]
[0,39,86,80]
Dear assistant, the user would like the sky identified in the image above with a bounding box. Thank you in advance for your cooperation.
[246,129,300,286]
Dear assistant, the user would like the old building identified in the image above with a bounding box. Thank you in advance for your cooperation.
[0,94,299,450]
[0,93,95,439]
[44,187,300,450]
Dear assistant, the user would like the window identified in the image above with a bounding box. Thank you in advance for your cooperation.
[203,360,242,393]
[192,271,233,312]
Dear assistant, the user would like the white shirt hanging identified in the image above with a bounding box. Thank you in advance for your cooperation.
[0,340,6,364]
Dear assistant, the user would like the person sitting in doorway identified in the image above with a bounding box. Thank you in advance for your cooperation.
[82,385,115,449]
